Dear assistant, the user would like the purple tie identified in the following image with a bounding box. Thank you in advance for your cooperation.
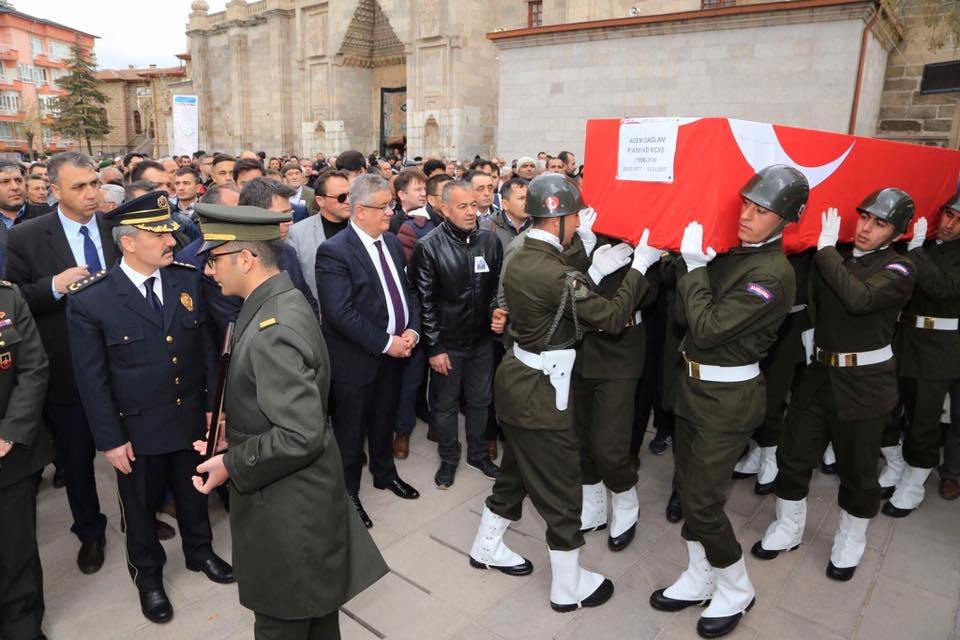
[373,240,406,333]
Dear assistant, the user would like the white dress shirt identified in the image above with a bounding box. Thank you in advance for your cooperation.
[527,228,564,252]
[119,258,163,304]
[52,208,107,300]
[350,221,411,352]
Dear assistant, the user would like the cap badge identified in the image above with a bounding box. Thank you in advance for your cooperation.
[544,196,559,213]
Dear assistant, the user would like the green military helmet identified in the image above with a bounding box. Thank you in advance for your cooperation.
[857,188,915,235]
[943,191,960,213]
[738,164,809,223]
[525,173,586,218]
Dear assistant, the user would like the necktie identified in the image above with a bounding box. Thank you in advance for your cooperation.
[79,226,102,272]
[144,277,163,317]
[373,240,406,333]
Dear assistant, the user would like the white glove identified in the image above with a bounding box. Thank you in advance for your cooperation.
[587,242,633,285]
[577,207,598,257]
[680,221,716,272]
[907,217,927,251]
[631,229,662,275]
[817,207,841,250]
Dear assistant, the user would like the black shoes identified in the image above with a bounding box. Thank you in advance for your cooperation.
[435,462,457,489]
[879,486,895,500]
[754,480,775,496]
[649,434,672,456]
[649,588,710,612]
[77,535,105,574]
[156,519,176,541]
[750,540,798,560]
[374,477,420,499]
[826,561,856,581]
[608,524,636,552]
[665,491,683,523]
[467,456,500,479]
[820,461,838,475]
[696,598,755,638]
[139,587,173,623]
[187,554,235,584]
[351,494,373,528]
[469,557,534,576]
[881,500,912,518]
[551,578,614,613]
[52,468,66,488]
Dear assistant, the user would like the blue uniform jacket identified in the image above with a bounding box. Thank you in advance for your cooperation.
[66,262,218,455]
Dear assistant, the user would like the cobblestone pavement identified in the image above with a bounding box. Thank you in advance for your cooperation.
[37,423,960,640]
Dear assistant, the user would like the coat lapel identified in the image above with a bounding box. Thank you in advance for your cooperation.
[45,214,77,269]
[112,266,163,328]
[345,226,388,311]
[161,269,179,332]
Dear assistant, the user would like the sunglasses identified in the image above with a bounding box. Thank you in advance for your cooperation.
[321,193,349,204]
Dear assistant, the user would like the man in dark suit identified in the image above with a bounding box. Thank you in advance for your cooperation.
[315,173,422,528]
[4,151,113,575]
[66,191,233,624]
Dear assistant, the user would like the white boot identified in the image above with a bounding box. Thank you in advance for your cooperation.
[469,506,532,575]
[662,541,716,603]
[888,465,934,512]
[608,487,639,539]
[755,498,806,558]
[579,482,608,532]
[548,548,612,612]
[698,558,756,637]
[755,446,778,490]
[733,440,761,476]
[827,509,869,580]
[878,444,905,490]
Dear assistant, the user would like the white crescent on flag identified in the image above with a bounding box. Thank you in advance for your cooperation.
[728,119,855,190]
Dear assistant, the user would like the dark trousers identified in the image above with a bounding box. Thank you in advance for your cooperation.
[939,378,960,480]
[756,317,806,447]
[44,399,106,543]
[0,474,44,640]
[331,359,401,496]
[395,346,426,436]
[254,610,340,640]
[775,367,884,519]
[430,342,494,465]
[117,449,214,590]
[573,375,640,492]
[900,377,954,469]
[485,342,506,441]
[675,416,751,568]
[486,422,583,551]
[632,295,671,454]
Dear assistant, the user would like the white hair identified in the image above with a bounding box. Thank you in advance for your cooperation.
[100,183,124,207]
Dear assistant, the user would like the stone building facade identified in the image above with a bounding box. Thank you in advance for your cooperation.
[94,66,186,157]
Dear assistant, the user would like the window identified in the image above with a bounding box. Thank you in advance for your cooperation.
[133,110,142,134]
[33,66,48,85]
[39,95,59,116]
[701,0,735,7]
[18,63,34,83]
[42,126,57,143]
[31,36,43,56]
[528,1,542,28]
[51,68,68,84]
[0,91,20,114]
[49,41,71,61]
[0,122,23,141]
[920,60,960,94]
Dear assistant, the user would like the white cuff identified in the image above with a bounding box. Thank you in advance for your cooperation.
[588,265,604,286]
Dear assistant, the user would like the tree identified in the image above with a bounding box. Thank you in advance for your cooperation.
[53,44,109,155]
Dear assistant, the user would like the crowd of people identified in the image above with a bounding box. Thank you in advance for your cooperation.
[0,142,956,640]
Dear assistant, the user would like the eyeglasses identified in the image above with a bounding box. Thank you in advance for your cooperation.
[321,193,349,204]
[358,202,393,213]
[204,248,257,267]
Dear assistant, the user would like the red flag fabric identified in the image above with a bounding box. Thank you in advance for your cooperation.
[583,117,960,254]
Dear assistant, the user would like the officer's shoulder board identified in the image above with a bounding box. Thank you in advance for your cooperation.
[67,270,108,294]
[170,261,197,271]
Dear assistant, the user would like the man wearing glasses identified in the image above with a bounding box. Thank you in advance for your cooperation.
[287,169,352,301]
[315,174,422,528]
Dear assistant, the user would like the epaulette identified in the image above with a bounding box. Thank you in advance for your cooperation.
[0,280,12,288]
[68,269,108,294]
[258,317,278,331]
[170,261,197,271]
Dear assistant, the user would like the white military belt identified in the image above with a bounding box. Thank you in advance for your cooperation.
[899,313,959,331]
[683,352,760,383]
[815,344,893,368]
[513,344,577,410]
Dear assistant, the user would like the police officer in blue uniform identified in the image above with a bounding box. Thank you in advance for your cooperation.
[66,191,233,625]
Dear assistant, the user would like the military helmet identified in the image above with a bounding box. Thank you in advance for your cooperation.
[856,188,915,235]
[943,191,960,213]
[525,173,586,218]
[739,165,809,223]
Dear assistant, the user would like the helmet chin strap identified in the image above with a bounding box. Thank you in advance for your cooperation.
[557,214,567,247]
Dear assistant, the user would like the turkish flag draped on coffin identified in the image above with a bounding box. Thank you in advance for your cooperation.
[583,117,960,254]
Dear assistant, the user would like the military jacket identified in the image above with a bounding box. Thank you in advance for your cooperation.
[495,237,647,429]
[811,246,916,420]
[673,240,795,430]
[67,263,217,455]
[0,282,51,488]
[222,272,388,618]
[894,239,960,380]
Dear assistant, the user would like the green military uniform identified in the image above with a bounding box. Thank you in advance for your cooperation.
[774,246,916,517]
[487,233,647,550]
[196,205,388,639]
[673,240,795,567]
[0,282,51,640]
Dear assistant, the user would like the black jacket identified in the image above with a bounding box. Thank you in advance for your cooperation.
[410,219,503,356]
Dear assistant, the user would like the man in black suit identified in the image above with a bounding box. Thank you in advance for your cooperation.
[315,174,422,528]
[4,151,114,575]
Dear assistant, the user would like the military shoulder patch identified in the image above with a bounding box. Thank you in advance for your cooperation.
[170,261,197,271]
[259,317,278,331]
[746,282,774,302]
[67,270,108,294]
[884,262,912,277]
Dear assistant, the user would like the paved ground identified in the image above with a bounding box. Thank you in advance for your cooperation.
[37,423,960,640]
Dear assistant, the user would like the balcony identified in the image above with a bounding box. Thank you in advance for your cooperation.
[34,54,67,69]
[0,45,18,62]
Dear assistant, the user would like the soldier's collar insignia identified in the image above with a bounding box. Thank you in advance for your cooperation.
[180,292,194,312]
